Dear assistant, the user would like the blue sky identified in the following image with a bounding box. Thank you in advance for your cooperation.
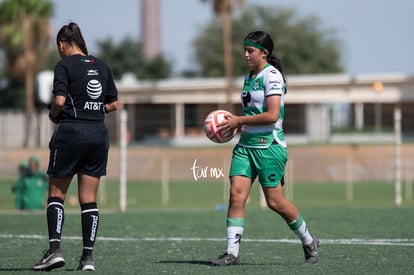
[51,0,414,76]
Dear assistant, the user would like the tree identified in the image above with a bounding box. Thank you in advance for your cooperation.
[193,5,343,77]
[0,76,25,108]
[139,55,172,80]
[0,0,53,147]
[202,0,244,113]
[96,37,171,80]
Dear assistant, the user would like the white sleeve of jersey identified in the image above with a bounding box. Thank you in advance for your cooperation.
[264,68,284,97]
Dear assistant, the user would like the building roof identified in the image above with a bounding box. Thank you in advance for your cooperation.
[116,73,414,104]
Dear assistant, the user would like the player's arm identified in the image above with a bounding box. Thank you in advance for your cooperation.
[240,95,280,125]
[105,100,118,113]
[49,95,66,123]
[104,65,118,114]
[49,62,68,123]
[220,96,281,131]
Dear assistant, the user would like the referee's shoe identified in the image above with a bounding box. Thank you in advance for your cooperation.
[33,248,65,271]
[77,255,95,271]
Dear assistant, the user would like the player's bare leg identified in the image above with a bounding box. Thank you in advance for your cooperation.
[263,184,319,264]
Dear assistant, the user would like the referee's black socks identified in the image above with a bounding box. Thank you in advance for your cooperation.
[47,197,65,252]
[80,202,99,257]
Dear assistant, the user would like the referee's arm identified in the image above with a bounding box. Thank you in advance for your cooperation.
[50,95,65,120]
[104,101,118,113]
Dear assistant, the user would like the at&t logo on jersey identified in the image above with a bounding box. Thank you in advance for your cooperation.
[84,79,103,111]
[86,80,102,99]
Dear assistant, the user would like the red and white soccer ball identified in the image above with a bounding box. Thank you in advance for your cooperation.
[204,110,237,143]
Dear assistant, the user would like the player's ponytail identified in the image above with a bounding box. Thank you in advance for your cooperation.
[56,22,88,55]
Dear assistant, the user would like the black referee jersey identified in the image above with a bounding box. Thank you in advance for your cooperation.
[52,54,118,122]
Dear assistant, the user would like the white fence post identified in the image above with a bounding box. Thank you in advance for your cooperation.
[161,158,170,205]
[119,109,128,212]
[394,106,402,207]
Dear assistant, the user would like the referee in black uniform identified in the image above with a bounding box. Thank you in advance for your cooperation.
[34,22,118,272]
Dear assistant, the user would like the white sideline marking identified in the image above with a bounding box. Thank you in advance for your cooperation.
[0,234,414,246]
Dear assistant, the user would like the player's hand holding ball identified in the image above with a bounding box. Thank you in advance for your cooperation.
[204,110,238,143]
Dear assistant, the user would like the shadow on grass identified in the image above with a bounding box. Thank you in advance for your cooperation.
[156,260,212,266]
[156,260,278,266]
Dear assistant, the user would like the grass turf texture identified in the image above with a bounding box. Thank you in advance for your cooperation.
[0,207,413,274]
[1,178,414,210]
[1,179,414,274]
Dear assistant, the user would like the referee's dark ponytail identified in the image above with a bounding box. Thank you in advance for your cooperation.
[245,31,287,93]
[56,22,88,55]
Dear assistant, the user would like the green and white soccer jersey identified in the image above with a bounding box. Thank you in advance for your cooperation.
[238,64,287,148]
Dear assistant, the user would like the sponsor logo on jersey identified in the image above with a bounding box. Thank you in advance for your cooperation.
[86,80,102,99]
[84,101,103,111]
[87,70,99,76]
[241,91,251,107]
[84,80,104,111]
[269,80,280,91]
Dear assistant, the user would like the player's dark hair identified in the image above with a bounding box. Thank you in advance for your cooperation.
[245,31,287,93]
[56,22,88,55]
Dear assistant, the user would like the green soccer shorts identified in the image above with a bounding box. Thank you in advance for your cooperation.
[229,143,287,187]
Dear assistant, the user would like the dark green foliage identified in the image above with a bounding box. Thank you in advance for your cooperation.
[96,37,172,80]
[0,76,25,109]
[193,5,344,77]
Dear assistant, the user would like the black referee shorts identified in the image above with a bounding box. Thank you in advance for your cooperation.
[47,121,109,178]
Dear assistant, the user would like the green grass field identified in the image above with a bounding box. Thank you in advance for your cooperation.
[2,178,414,210]
[1,179,414,274]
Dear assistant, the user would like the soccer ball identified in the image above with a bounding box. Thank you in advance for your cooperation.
[203,110,237,143]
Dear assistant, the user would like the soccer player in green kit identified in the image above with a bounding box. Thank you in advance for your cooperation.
[210,31,319,266]
[12,156,47,210]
